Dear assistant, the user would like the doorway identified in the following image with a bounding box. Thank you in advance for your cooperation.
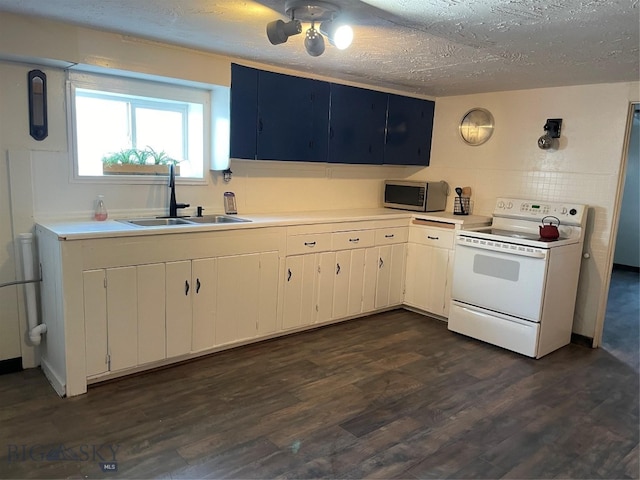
[600,102,639,370]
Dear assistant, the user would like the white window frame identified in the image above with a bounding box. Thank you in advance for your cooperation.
[67,70,211,185]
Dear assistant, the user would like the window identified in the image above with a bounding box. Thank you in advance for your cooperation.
[68,71,210,181]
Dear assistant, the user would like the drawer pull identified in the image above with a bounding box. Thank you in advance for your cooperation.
[349,238,360,243]
[304,241,317,247]
[427,235,439,240]
[384,234,395,238]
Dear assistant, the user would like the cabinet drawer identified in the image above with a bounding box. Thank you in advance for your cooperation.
[287,233,332,255]
[331,230,375,251]
[375,227,409,245]
[408,226,454,249]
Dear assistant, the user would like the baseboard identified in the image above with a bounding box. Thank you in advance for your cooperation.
[613,263,640,273]
[571,333,593,348]
[0,357,22,375]
[41,359,66,397]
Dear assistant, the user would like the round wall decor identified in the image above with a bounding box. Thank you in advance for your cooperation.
[459,108,494,146]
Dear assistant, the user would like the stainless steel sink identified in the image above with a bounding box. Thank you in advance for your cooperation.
[186,215,251,224]
[118,215,251,227]
[119,218,194,227]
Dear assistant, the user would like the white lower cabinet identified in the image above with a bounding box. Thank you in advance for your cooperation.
[282,252,335,329]
[373,243,407,309]
[404,225,455,317]
[215,252,279,345]
[83,251,279,377]
[84,264,168,376]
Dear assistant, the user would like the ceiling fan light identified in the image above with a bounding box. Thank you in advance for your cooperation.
[266,19,302,45]
[304,25,325,56]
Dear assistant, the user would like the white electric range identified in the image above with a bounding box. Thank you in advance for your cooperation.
[448,198,588,358]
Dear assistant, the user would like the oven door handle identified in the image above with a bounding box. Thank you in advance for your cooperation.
[456,238,547,259]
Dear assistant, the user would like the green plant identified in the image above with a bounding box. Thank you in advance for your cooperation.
[101,147,179,166]
[145,146,178,165]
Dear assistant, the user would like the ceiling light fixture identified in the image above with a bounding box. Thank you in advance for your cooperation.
[266,0,353,56]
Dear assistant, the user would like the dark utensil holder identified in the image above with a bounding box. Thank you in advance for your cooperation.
[454,197,470,215]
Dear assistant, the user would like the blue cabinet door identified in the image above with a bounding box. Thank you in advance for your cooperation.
[257,71,329,162]
[230,64,258,160]
[328,84,388,165]
[384,94,435,166]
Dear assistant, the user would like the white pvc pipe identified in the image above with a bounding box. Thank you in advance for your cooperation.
[19,233,47,345]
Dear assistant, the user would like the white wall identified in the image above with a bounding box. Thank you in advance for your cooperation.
[614,113,639,268]
[409,83,639,338]
[0,12,637,365]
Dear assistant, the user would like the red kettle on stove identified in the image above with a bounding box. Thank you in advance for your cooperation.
[539,216,560,239]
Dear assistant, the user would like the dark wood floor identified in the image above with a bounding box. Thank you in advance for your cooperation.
[1,283,638,479]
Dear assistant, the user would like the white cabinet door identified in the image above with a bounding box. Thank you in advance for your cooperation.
[332,250,352,319]
[316,252,336,324]
[405,243,453,316]
[216,254,260,344]
[191,258,217,352]
[332,248,367,318]
[347,249,367,316]
[257,252,279,336]
[282,254,317,330]
[215,252,279,344]
[362,248,378,313]
[165,261,193,358]
[374,244,406,309]
[83,269,108,377]
[106,266,138,371]
[137,263,166,365]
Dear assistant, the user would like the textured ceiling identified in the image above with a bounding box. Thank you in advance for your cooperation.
[0,0,637,96]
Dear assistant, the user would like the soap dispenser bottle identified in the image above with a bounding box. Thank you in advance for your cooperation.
[94,195,108,221]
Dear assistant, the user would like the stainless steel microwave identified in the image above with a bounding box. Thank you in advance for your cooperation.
[383,180,448,212]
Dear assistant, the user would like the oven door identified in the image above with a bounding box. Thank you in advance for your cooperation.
[451,239,548,322]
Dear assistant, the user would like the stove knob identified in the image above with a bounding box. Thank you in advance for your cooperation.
[507,202,513,209]
[570,208,577,216]
[561,207,568,215]
[497,201,505,209]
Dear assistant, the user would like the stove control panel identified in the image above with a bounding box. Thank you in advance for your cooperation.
[494,198,587,226]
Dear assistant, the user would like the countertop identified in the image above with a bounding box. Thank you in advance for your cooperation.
[35,208,492,241]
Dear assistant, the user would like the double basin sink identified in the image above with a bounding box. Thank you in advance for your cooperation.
[118,215,251,228]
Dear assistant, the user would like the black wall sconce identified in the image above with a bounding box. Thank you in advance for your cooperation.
[537,118,562,150]
[28,69,48,141]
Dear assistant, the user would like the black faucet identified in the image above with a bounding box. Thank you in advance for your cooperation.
[168,164,189,217]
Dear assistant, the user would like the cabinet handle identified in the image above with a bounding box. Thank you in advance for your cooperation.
[258,118,263,132]
[304,241,316,247]
[427,235,439,240]
[336,263,341,275]
[349,238,359,243]
[379,258,384,269]
[196,278,201,294]
[384,234,394,238]
[287,268,292,282]
[185,280,190,296]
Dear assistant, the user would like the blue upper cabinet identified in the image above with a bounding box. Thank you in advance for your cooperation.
[257,70,329,162]
[328,84,388,165]
[230,64,258,160]
[384,94,435,166]
[229,64,436,166]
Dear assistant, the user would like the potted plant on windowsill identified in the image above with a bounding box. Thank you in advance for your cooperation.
[102,147,180,176]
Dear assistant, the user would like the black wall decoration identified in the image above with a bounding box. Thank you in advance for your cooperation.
[28,69,48,141]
